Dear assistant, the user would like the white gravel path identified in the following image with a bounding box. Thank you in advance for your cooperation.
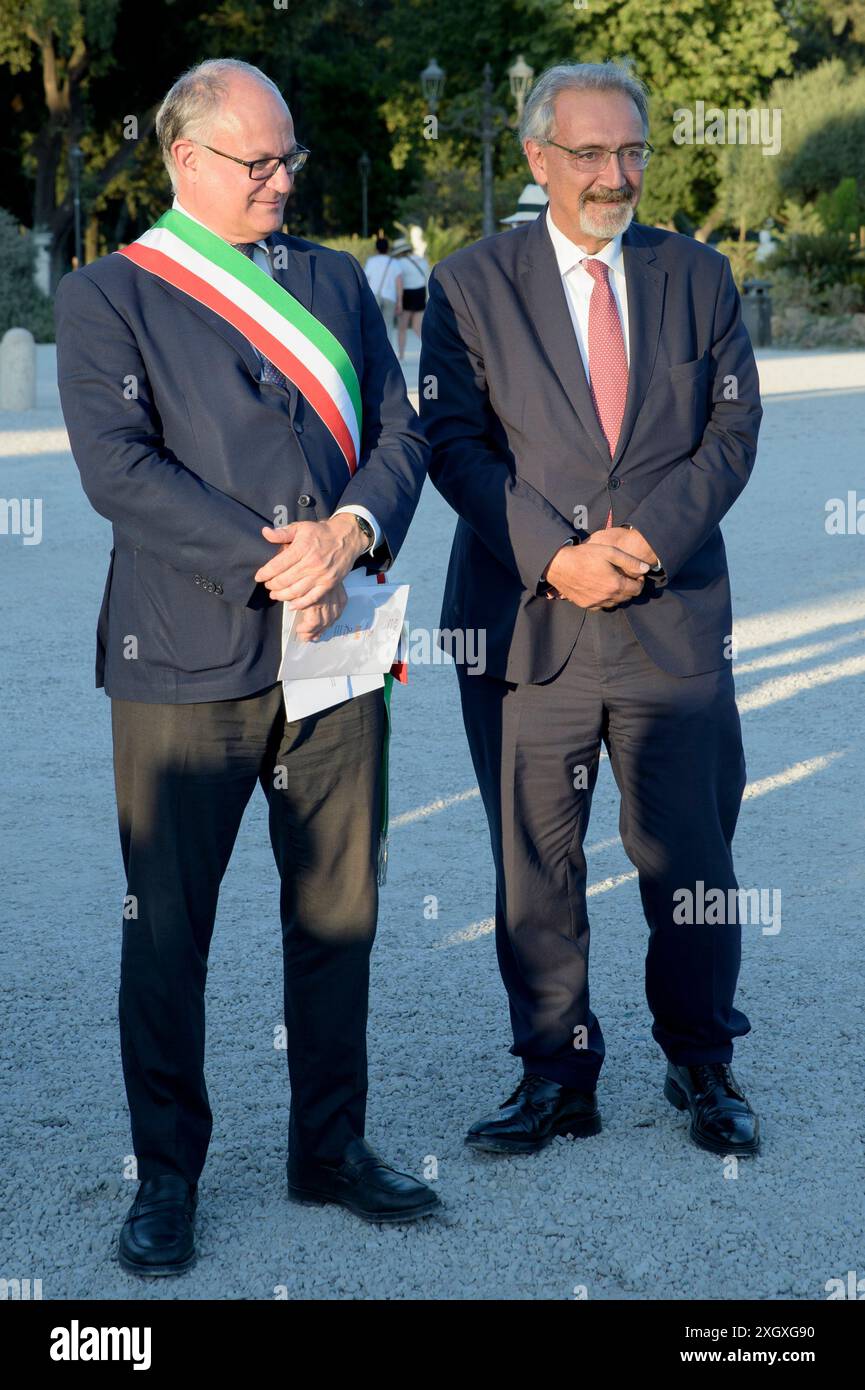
[1,342,863,1301]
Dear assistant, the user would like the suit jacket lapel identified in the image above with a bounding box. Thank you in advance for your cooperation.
[267,232,314,313]
[612,223,665,467]
[517,213,610,467]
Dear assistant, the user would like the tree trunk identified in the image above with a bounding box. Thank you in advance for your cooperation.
[84,215,100,264]
[694,206,724,244]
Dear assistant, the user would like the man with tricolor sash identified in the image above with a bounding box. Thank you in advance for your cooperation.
[54,57,434,1275]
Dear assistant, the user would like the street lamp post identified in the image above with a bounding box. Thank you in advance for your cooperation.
[421,55,534,237]
[358,150,371,239]
[480,65,495,241]
[69,143,84,267]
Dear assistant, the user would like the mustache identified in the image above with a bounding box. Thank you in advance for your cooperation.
[581,189,633,205]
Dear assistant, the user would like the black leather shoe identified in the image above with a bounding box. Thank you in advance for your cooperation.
[465,1073,601,1154]
[664,1062,760,1155]
[118,1174,197,1276]
[287,1137,441,1223]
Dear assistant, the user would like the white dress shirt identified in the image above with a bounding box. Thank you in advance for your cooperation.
[544,203,630,379]
[171,195,380,555]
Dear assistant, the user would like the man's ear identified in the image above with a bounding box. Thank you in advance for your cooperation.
[173,139,199,183]
[524,140,547,187]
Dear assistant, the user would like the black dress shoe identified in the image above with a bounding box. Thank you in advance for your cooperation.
[287,1137,441,1223]
[465,1073,601,1154]
[664,1061,760,1156]
[118,1174,197,1276]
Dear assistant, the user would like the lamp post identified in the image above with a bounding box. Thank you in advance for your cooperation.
[69,143,84,267]
[358,150,371,239]
[421,54,534,237]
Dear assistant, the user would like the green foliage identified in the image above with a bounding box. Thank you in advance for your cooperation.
[784,0,865,66]
[815,176,865,235]
[0,0,120,76]
[2,0,863,274]
[514,0,796,232]
[716,143,777,239]
[765,230,860,291]
[317,233,377,260]
[770,60,865,203]
[0,207,54,339]
[713,238,760,289]
[777,197,825,234]
[418,214,474,262]
[709,60,865,240]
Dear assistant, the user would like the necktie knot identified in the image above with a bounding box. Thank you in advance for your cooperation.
[582,257,609,285]
[234,241,262,258]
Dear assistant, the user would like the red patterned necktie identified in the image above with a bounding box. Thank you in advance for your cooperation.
[583,258,628,527]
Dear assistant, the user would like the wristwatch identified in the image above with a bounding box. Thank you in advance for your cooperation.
[354,514,375,551]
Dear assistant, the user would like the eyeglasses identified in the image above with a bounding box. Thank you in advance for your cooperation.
[542,140,654,172]
[195,141,311,179]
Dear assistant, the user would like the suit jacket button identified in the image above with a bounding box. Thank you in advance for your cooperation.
[193,574,202,584]
[297,493,314,507]
[609,477,621,490]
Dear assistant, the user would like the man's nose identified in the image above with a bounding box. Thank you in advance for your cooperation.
[595,151,626,186]
[266,161,293,194]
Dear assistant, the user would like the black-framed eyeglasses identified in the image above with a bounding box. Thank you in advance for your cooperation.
[542,140,654,172]
[196,141,311,179]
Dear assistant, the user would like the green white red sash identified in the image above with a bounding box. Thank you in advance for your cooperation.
[117,208,362,475]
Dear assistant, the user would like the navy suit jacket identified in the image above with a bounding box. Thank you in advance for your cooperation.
[55,230,428,702]
[418,215,762,681]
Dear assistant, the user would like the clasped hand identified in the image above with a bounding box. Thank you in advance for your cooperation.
[254,515,368,640]
[543,526,658,611]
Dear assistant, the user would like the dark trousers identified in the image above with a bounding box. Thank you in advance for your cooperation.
[110,682,385,1184]
[457,606,751,1089]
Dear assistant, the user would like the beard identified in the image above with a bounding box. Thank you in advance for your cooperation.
[578,188,636,240]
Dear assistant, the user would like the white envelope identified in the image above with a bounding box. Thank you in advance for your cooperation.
[279,573,409,720]
[278,573,410,680]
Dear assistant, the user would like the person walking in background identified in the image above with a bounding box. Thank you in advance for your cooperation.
[363,230,400,343]
[392,236,429,361]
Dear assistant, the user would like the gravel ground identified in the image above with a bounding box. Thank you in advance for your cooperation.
[1,341,863,1301]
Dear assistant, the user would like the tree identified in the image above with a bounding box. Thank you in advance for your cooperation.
[512,0,796,237]
[0,0,125,282]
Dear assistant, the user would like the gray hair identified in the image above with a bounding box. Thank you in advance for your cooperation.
[156,58,285,191]
[518,60,650,150]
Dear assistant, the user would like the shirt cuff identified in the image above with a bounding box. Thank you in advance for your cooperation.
[332,505,381,555]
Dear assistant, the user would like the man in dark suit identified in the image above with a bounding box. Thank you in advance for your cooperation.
[55,57,437,1275]
[419,61,763,1160]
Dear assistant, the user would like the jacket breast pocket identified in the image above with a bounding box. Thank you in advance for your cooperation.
[667,354,709,385]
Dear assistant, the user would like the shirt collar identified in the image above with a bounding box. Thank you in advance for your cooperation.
[171,195,269,251]
[545,204,623,279]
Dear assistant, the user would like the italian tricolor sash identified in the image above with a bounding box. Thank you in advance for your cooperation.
[117,208,363,475]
